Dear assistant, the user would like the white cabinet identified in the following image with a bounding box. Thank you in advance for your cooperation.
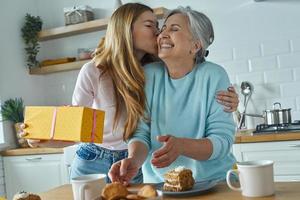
[233,140,300,182]
[3,153,68,200]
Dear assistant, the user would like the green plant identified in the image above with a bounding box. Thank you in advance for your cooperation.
[0,98,24,123]
[21,14,43,68]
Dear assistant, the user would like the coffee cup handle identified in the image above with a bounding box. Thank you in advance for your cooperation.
[79,184,88,200]
[226,169,241,191]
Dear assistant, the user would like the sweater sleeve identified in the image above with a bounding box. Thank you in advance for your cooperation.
[72,62,95,107]
[128,111,151,151]
[205,67,236,160]
[127,63,159,150]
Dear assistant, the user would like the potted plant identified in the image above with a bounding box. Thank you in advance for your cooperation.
[21,14,43,68]
[0,98,29,147]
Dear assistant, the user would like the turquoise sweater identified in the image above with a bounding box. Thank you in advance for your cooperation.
[129,61,236,183]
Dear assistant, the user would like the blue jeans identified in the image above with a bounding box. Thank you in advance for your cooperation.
[70,143,143,183]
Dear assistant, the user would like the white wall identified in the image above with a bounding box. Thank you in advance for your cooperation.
[145,0,300,128]
[0,0,42,196]
[0,0,45,150]
[0,0,300,197]
[2,0,300,139]
[33,0,300,128]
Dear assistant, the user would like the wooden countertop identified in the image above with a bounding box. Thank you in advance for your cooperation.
[235,131,300,143]
[2,130,300,156]
[39,182,300,200]
[0,147,63,156]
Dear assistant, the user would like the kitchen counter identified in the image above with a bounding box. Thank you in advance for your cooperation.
[2,131,300,156]
[39,182,300,200]
[0,147,63,156]
[235,131,300,143]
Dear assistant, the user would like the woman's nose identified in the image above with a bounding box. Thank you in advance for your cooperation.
[160,31,170,38]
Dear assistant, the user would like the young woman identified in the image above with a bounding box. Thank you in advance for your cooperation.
[109,7,237,184]
[22,3,238,183]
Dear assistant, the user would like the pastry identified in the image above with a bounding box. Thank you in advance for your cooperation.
[137,185,157,198]
[101,182,128,200]
[12,191,41,200]
[126,194,143,200]
[163,166,195,192]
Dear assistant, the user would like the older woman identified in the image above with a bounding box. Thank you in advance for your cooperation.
[109,6,236,184]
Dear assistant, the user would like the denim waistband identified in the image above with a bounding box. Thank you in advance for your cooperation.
[79,143,128,158]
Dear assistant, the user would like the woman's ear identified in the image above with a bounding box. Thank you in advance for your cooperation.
[191,40,202,54]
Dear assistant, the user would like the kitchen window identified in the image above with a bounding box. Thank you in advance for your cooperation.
[0,100,8,150]
[0,100,4,143]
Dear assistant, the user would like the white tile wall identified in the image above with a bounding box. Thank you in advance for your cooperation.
[208,37,300,128]
[266,98,297,111]
[293,111,300,120]
[219,60,250,75]
[291,38,300,52]
[278,52,300,68]
[261,40,290,56]
[264,69,294,84]
[250,56,278,72]
[208,46,234,63]
[297,97,300,110]
[251,84,282,100]
[237,72,265,85]
[233,43,261,60]
[281,82,300,97]
[294,68,300,81]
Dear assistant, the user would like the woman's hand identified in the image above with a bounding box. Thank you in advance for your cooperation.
[19,123,75,148]
[216,86,239,112]
[18,123,46,148]
[108,158,140,186]
[151,135,183,168]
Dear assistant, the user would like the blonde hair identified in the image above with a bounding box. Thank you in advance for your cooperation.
[93,3,153,140]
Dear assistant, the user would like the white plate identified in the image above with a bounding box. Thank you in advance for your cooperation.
[155,179,219,196]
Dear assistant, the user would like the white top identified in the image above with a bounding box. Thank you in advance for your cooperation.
[72,61,127,150]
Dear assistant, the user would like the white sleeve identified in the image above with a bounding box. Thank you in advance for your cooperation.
[72,62,96,107]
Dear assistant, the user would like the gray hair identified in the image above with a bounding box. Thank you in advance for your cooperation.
[165,6,214,63]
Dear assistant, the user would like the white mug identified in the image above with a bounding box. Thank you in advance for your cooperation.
[226,160,274,197]
[71,174,106,200]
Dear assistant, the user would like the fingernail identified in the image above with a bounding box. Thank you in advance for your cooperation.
[217,99,222,103]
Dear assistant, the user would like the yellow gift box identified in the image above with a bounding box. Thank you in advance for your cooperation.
[24,106,105,143]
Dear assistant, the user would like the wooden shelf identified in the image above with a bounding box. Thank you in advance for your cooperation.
[29,59,91,75]
[38,7,168,41]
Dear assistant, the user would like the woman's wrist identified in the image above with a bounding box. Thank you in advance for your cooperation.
[128,141,148,167]
[178,137,185,156]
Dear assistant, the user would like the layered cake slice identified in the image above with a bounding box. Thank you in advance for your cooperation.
[163,166,195,192]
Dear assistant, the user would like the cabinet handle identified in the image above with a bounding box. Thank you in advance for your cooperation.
[288,144,300,148]
[25,157,42,161]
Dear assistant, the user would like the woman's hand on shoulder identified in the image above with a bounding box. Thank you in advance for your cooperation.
[151,135,183,168]
[216,86,239,112]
